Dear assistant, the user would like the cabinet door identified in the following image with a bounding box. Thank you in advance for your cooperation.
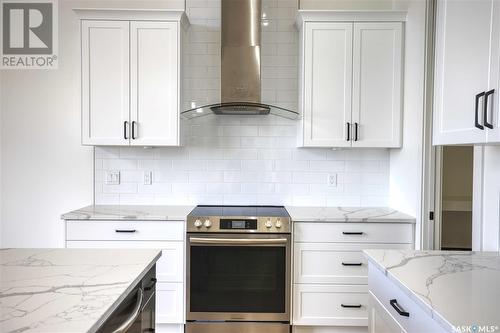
[352,22,402,148]
[130,21,180,146]
[486,2,500,143]
[302,22,353,147]
[157,282,184,324]
[433,0,494,145]
[81,20,130,146]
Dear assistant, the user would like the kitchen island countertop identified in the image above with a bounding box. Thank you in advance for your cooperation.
[0,248,161,333]
[364,249,500,332]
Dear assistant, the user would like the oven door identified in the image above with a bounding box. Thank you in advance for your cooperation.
[187,233,291,322]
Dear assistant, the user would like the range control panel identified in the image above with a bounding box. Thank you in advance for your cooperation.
[186,216,291,233]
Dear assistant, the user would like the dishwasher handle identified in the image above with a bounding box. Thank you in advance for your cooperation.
[111,288,144,333]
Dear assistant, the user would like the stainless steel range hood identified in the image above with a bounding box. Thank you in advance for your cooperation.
[181,0,299,120]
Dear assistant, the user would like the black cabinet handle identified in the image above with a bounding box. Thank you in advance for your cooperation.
[132,121,138,140]
[354,122,359,141]
[484,89,495,129]
[341,304,362,308]
[346,122,351,141]
[475,92,485,130]
[390,299,410,317]
[124,121,129,140]
[144,277,157,291]
[115,229,136,233]
[342,231,364,235]
[342,262,363,266]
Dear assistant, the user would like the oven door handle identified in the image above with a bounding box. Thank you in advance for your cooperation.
[189,237,288,246]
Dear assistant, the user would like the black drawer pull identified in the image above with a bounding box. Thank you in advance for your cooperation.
[342,262,363,266]
[346,122,351,141]
[354,122,359,141]
[342,231,364,235]
[341,304,362,308]
[124,121,129,140]
[115,229,136,233]
[390,299,410,317]
[144,277,157,291]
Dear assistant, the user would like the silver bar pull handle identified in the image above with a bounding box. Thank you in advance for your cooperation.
[190,237,287,245]
[111,288,144,333]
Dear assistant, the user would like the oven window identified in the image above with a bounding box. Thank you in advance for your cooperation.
[190,245,286,313]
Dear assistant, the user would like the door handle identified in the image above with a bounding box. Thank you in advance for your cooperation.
[484,89,495,129]
[341,304,362,308]
[124,121,129,140]
[354,122,359,141]
[475,92,485,130]
[189,237,288,246]
[132,121,138,140]
[115,229,136,233]
[111,288,144,333]
[346,122,351,141]
[390,299,410,317]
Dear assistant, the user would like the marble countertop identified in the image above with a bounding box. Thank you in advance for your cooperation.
[364,249,500,332]
[61,205,194,221]
[0,248,161,333]
[286,206,416,223]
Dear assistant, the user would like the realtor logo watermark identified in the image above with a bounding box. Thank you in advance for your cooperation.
[454,325,500,333]
[1,0,58,69]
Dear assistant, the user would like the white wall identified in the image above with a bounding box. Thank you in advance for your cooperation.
[389,0,427,249]
[0,0,184,248]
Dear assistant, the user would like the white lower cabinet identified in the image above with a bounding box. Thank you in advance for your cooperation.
[293,222,414,332]
[65,220,185,327]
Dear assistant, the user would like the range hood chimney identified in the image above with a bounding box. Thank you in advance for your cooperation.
[181,0,299,119]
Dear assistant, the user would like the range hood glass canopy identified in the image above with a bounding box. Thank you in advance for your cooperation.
[181,0,299,120]
[181,102,299,119]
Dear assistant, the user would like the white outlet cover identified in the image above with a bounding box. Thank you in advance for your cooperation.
[106,171,120,185]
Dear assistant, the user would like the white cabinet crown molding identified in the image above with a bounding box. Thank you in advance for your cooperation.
[73,8,190,28]
[295,10,407,29]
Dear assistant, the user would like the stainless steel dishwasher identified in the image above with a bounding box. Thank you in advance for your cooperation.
[97,265,157,333]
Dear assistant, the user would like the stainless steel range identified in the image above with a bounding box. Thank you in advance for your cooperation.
[186,205,291,333]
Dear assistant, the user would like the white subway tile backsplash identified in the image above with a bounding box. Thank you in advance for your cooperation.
[93,0,390,207]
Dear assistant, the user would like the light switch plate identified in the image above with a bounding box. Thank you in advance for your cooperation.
[105,171,120,185]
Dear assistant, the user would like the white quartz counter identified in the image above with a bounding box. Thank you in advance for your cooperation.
[286,206,415,223]
[61,205,194,221]
[364,249,500,332]
[0,248,161,333]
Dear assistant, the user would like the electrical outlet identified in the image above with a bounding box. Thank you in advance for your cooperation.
[144,171,153,185]
[105,171,120,185]
[327,174,337,187]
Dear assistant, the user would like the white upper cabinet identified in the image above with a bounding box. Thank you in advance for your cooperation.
[77,9,188,146]
[297,11,405,148]
[433,0,500,145]
[130,21,180,146]
[352,22,402,148]
[81,20,130,146]
[302,22,353,147]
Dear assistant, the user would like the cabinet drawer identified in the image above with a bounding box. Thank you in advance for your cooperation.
[157,282,184,324]
[66,240,184,283]
[293,284,368,327]
[294,223,413,244]
[66,220,184,241]
[368,264,444,333]
[294,243,412,284]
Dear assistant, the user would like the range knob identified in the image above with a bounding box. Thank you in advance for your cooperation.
[275,219,282,229]
[265,219,273,229]
[204,219,212,228]
[194,219,202,228]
